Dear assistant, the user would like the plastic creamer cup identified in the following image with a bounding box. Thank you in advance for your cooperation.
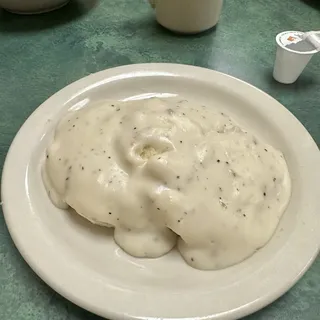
[273,31,318,84]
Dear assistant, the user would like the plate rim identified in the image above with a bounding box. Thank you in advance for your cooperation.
[2,63,320,320]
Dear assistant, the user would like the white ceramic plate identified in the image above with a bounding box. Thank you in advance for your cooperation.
[2,64,320,320]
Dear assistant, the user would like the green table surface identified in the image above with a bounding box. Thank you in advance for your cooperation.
[0,0,319,319]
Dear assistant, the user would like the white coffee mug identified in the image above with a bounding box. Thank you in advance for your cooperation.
[149,0,224,34]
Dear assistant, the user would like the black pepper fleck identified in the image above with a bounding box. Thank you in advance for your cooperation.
[157,208,160,210]
[217,159,220,163]
[134,127,137,130]
[191,257,194,262]
[273,177,277,182]
[243,214,246,217]
[264,148,268,152]
[73,125,75,128]
[263,192,266,197]
[176,175,180,179]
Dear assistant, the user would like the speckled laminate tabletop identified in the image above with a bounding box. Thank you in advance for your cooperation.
[0,0,319,319]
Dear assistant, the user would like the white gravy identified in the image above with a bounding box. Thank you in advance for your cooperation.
[43,97,291,270]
